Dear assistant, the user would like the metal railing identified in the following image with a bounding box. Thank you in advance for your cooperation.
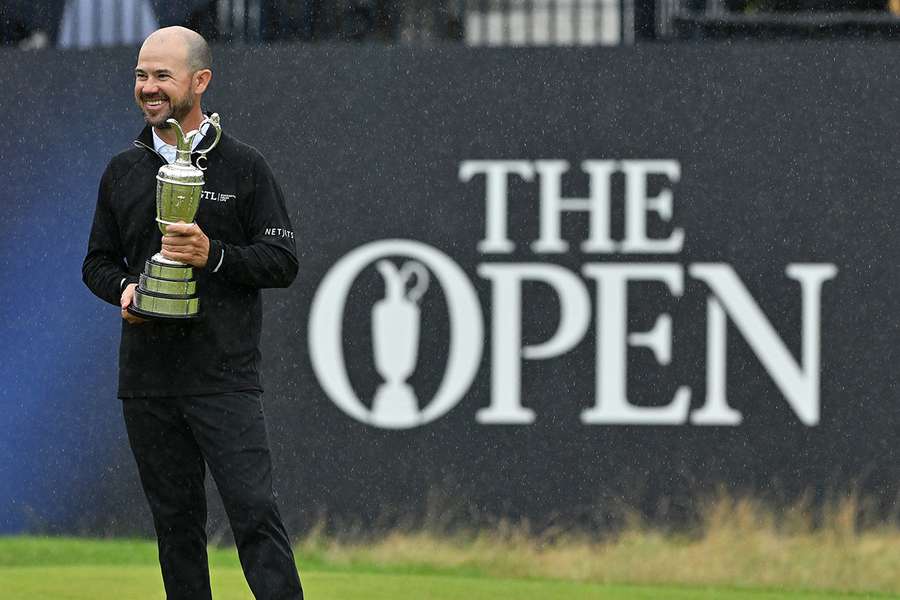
[461,0,633,46]
[2,0,635,47]
[254,0,634,45]
[658,0,900,39]
[7,0,900,48]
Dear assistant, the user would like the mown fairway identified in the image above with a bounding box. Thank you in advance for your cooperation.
[3,565,886,600]
[1,537,894,600]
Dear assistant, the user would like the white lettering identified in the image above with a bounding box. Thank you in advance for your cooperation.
[581,264,691,424]
[531,160,618,254]
[308,157,839,431]
[689,263,838,425]
[619,160,684,254]
[459,160,534,254]
[200,190,235,203]
[264,228,295,239]
[690,297,742,425]
[477,263,591,424]
[309,240,484,429]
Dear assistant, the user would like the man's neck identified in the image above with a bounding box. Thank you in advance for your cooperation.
[152,107,205,146]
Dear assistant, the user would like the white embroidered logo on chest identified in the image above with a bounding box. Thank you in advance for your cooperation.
[200,190,236,203]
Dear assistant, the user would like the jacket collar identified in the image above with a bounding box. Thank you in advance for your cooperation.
[133,111,219,157]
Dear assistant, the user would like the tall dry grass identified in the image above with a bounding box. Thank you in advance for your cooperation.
[294,493,900,595]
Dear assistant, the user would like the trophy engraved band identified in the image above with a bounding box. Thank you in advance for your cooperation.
[128,113,222,320]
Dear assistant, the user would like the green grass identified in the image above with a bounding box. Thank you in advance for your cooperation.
[0,536,895,600]
[2,565,880,600]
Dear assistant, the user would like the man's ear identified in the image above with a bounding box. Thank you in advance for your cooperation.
[194,69,212,95]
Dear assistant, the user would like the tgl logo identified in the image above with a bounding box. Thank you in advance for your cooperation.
[309,160,838,430]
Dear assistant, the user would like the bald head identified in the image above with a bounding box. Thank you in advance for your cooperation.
[134,26,213,132]
[142,26,211,73]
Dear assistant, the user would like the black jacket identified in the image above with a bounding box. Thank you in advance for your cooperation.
[83,123,298,398]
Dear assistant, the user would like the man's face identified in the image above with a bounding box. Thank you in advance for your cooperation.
[134,39,195,128]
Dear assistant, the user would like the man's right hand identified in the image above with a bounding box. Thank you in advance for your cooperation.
[121,283,146,324]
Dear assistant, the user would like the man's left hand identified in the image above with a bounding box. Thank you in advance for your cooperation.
[162,222,209,267]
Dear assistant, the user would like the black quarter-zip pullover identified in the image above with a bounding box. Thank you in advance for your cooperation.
[83,123,298,397]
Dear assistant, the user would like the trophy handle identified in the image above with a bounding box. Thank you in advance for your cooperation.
[399,261,429,304]
[194,113,222,170]
[375,260,429,304]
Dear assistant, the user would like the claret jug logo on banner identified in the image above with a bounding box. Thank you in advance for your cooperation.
[309,159,838,430]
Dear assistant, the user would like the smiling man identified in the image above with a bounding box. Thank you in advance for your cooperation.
[134,27,207,142]
[82,27,303,600]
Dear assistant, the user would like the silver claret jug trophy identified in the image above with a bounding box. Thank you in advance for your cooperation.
[128,113,222,320]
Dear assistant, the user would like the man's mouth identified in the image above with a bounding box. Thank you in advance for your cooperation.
[143,97,168,109]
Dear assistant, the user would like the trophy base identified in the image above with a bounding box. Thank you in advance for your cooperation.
[146,254,194,280]
[371,383,421,428]
[129,254,200,320]
[127,303,200,321]
[129,288,200,319]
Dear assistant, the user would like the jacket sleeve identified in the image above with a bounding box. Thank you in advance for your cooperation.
[205,153,299,289]
[82,165,134,306]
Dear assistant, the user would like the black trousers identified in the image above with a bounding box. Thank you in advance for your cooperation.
[122,391,303,600]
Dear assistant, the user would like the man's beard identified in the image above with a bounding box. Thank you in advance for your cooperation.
[141,94,194,128]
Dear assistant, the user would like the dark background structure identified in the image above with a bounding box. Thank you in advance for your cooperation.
[0,41,896,538]
[9,0,900,48]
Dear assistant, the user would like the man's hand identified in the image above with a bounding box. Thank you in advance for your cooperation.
[162,221,210,267]
[121,283,146,324]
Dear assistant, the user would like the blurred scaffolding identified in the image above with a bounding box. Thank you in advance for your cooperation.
[3,0,900,48]
[0,0,639,46]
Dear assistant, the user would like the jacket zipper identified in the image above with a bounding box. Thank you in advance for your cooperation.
[133,139,167,163]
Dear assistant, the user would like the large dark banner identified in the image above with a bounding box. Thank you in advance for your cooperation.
[1,43,896,535]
